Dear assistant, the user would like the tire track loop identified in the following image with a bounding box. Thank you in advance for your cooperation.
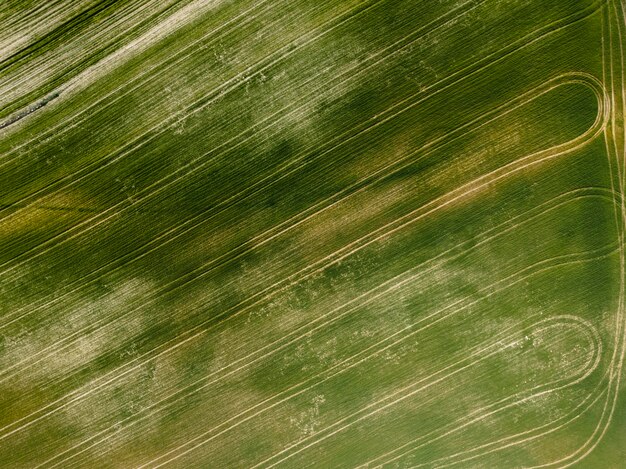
[362,317,603,468]
[0,185,616,446]
[0,0,604,285]
[0,74,605,392]
[149,315,600,469]
[29,193,619,464]
[0,72,609,445]
[532,2,626,466]
[0,0,608,462]
[377,7,626,466]
[41,229,616,466]
[160,252,611,469]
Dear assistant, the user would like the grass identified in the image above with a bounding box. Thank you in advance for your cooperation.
[0,0,625,467]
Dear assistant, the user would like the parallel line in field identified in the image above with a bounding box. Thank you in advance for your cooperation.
[544,3,626,466]
[433,5,626,467]
[417,384,609,469]
[606,0,625,188]
[0,74,607,444]
[252,308,606,469]
[0,0,343,159]
[0,1,54,32]
[365,320,604,467]
[601,8,624,238]
[0,186,616,446]
[0,71,607,393]
[14,189,616,464]
[614,0,626,192]
[0,0,187,120]
[0,1,78,60]
[452,12,626,468]
[0,0,488,329]
[139,111,612,466]
[38,235,613,466]
[0,0,278,155]
[0,0,190,98]
[0,74,602,388]
[0,91,61,130]
[0,0,605,283]
[0,0,120,72]
[0,0,384,227]
[388,381,606,468]
[0,3,616,464]
[148,316,601,468]
[421,14,626,465]
[8,90,616,468]
[0,62,585,360]
[0,0,476,194]
[366,166,618,466]
[1,0,72,30]
[147,316,600,468]
[531,6,626,468]
[414,317,618,468]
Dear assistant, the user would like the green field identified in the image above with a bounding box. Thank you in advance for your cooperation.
[0,0,625,467]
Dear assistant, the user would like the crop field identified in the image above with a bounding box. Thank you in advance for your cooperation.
[0,0,625,467]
